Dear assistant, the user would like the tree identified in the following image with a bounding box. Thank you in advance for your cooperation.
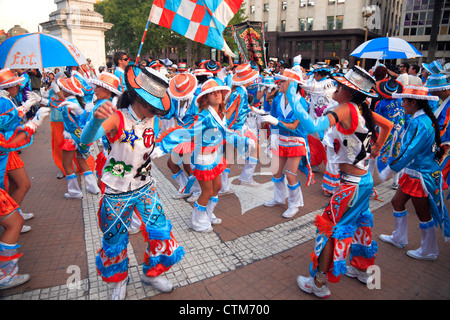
[427,0,444,62]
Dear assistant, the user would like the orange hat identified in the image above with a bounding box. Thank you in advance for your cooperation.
[231,63,259,86]
[274,68,304,84]
[89,72,121,95]
[195,79,231,107]
[168,73,197,101]
[194,68,213,78]
[392,85,439,101]
[57,76,84,97]
[0,68,24,89]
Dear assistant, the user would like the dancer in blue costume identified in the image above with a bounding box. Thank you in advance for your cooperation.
[379,84,450,260]
[80,65,184,300]
[0,68,50,290]
[293,66,392,298]
[373,78,406,189]
[55,75,100,199]
[153,79,256,233]
[260,69,314,219]
[225,62,261,190]
[162,72,198,199]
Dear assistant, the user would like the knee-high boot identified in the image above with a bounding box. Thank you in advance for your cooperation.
[282,182,303,218]
[64,174,83,199]
[206,196,221,225]
[190,202,213,232]
[84,171,100,194]
[239,156,259,187]
[379,210,408,248]
[172,170,191,199]
[407,219,439,260]
[219,168,234,195]
[264,174,287,207]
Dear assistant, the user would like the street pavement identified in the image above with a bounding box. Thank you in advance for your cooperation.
[0,118,449,302]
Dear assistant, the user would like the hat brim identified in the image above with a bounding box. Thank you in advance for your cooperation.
[195,85,231,107]
[274,73,305,85]
[0,76,24,89]
[57,77,84,97]
[231,70,259,86]
[333,75,378,98]
[376,79,404,99]
[125,65,171,116]
[168,74,197,101]
[422,63,434,75]
[427,83,450,92]
[89,78,122,95]
[392,92,439,101]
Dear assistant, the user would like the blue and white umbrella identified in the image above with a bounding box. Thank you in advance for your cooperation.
[0,32,87,69]
[351,37,422,60]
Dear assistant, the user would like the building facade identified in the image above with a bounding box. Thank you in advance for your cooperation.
[243,0,413,68]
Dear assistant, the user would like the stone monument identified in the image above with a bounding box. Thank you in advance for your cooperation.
[40,0,112,72]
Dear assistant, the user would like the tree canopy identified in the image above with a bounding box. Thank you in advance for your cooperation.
[95,0,248,60]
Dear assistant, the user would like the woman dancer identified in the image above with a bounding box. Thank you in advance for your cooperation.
[80,65,184,300]
[292,66,393,298]
[378,85,450,260]
[153,79,256,233]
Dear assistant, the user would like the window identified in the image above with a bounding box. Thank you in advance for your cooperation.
[327,16,334,30]
[328,0,336,3]
[263,3,269,11]
[308,0,315,5]
[338,0,345,2]
[300,0,307,7]
[250,5,255,13]
[298,41,312,51]
[336,15,344,29]
[307,17,314,30]
[299,18,306,31]
[281,20,286,31]
[282,1,287,10]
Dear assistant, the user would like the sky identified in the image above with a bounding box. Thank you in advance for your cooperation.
[0,0,57,33]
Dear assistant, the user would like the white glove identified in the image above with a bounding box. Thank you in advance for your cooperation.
[85,102,95,113]
[260,114,279,126]
[27,91,48,106]
[251,107,267,115]
[151,146,165,159]
[59,101,84,116]
[378,166,394,182]
[25,107,51,132]
[21,97,39,112]
[51,81,60,93]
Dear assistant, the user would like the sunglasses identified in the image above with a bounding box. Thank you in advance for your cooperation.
[121,57,130,61]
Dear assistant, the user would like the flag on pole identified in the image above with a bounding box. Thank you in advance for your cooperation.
[149,0,243,57]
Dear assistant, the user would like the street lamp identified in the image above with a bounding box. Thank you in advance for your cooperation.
[361,5,376,69]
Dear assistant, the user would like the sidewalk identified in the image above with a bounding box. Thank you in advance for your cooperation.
[1,118,449,301]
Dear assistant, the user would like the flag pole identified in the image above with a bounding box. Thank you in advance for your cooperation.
[135,8,153,66]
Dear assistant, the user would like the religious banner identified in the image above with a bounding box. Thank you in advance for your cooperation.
[232,20,267,70]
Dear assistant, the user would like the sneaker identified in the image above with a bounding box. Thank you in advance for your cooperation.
[323,191,333,197]
[189,224,214,233]
[21,225,31,233]
[239,180,260,187]
[142,275,173,293]
[281,207,299,218]
[21,212,34,221]
[218,189,235,196]
[0,273,30,290]
[211,217,222,225]
[406,248,437,261]
[263,199,285,207]
[56,172,65,179]
[172,191,193,199]
[64,192,83,199]
[296,275,331,298]
[391,183,399,190]
[379,234,405,249]
[111,277,129,300]
[345,265,371,284]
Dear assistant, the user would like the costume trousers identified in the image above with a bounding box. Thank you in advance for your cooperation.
[310,172,377,283]
[96,182,184,283]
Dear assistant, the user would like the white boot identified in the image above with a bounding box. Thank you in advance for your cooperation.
[219,168,234,195]
[172,170,191,199]
[264,174,286,207]
[379,210,408,248]
[282,182,303,218]
[84,171,100,194]
[407,219,439,260]
[206,196,221,225]
[239,157,259,187]
[190,202,213,232]
[142,275,173,293]
[64,174,83,199]
[111,277,128,300]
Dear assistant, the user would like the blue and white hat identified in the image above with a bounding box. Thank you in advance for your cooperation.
[422,60,444,75]
[426,74,450,92]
